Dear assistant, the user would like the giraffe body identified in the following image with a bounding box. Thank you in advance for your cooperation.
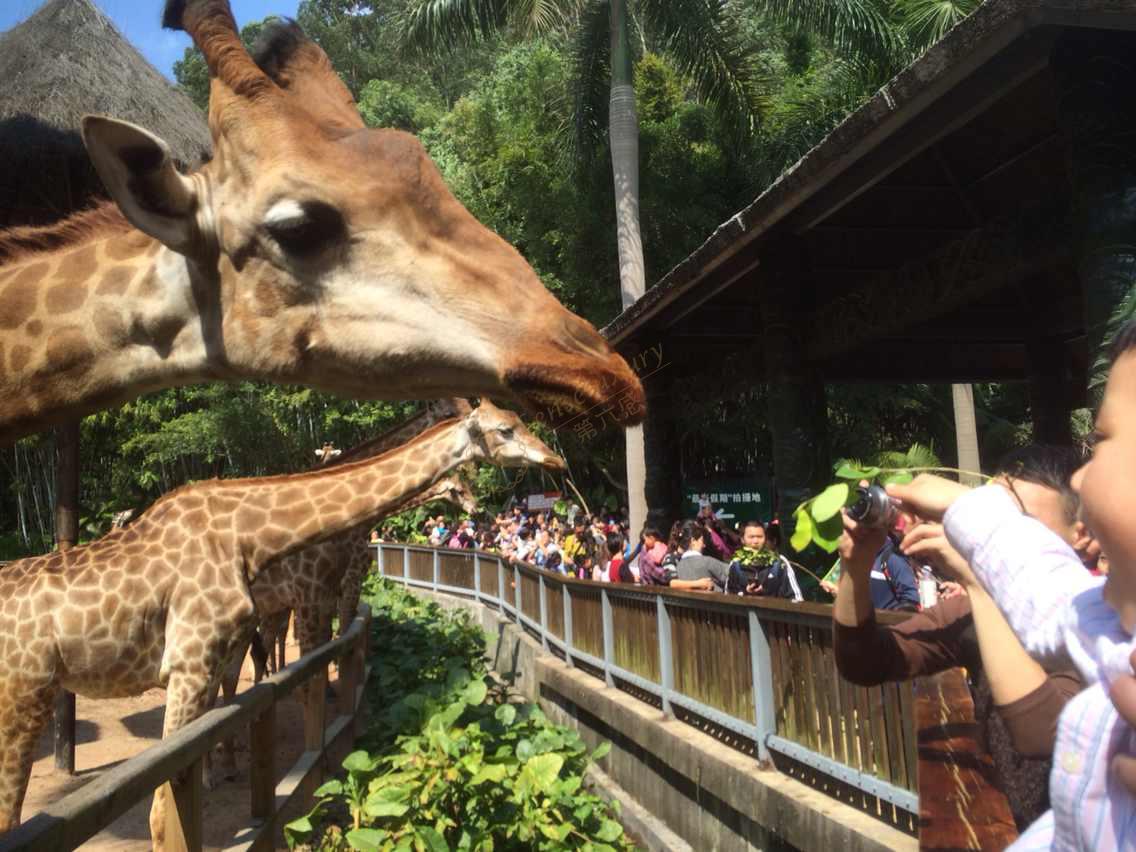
[0,404,562,840]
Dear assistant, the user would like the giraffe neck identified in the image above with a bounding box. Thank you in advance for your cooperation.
[0,225,217,444]
[224,417,472,580]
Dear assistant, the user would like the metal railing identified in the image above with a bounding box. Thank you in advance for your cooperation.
[1,606,373,852]
[376,543,920,832]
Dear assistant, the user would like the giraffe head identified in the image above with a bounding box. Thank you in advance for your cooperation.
[456,400,566,472]
[434,476,479,515]
[78,2,644,426]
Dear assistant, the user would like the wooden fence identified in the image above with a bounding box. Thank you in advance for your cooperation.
[377,543,1018,848]
[0,605,372,852]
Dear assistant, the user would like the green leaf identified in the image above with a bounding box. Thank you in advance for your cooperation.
[464,679,488,705]
[595,819,623,842]
[790,508,813,552]
[810,483,850,522]
[880,471,913,486]
[283,816,313,850]
[813,514,845,554]
[314,779,344,798]
[521,753,564,793]
[516,738,535,761]
[364,798,411,818]
[343,750,375,774]
[416,825,449,852]
[470,763,509,784]
[835,463,881,481]
[591,741,611,761]
[494,704,517,726]
[347,828,390,851]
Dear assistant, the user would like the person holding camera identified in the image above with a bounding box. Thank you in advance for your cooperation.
[832,445,1089,832]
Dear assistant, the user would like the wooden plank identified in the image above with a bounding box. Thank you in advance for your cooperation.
[161,757,203,852]
[898,680,919,794]
[811,627,834,759]
[884,681,909,792]
[869,684,893,785]
[916,670,1017,851]
[249,703,276,820]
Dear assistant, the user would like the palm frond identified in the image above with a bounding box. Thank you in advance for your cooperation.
[569,0,612,161]
[892,0,980,51]
[752,0,905,74]
[401,0,577,52]
[401,0,510,51]
[640,0,769,137]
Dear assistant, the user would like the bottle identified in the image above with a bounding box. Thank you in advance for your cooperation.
[918,566,939,609]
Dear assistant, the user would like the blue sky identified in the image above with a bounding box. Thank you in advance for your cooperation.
[0,0,301,82]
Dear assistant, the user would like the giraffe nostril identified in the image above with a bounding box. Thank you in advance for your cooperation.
[559,317,610,360]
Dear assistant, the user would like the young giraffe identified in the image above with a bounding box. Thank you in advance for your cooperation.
[0,1,645,446]
[211,476,478,783]
[250,473,480,680]
[0,403,561,842]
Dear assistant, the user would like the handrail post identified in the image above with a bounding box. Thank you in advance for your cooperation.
[376,542,384,577]
[498,559,506,614]
[250,699,277,820]
[432,548,440,591]
[538,574,549,651]
[474,551,482,598]
[563,585,574,667]
[161,759,203,852]
[657,595,673,717]
[601,588,614,688]
[403,544,410,581]
[749,610,775,762]
[513,563,521,620]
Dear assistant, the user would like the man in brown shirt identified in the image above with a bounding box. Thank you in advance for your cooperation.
[833,446,1091,830]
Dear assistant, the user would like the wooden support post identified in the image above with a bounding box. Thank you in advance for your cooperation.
[54,420,80,775]
[305,668,328,753]
[161,758,203,852]
[338,627,360,720]
[249,701,277,821]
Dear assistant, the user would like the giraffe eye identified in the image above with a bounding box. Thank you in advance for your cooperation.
[265,201,345,256]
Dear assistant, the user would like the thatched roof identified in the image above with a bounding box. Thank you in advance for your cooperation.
[0,0,210,163]
[0,0,211,225]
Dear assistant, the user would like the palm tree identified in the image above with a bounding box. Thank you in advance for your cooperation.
[401,0,766,533]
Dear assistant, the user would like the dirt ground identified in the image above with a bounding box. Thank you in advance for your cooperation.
[21,627,335,850]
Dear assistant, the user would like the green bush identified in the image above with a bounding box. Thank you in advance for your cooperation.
[286,579,632,851]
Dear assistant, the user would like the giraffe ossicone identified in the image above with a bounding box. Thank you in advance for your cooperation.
[0,0,645,445]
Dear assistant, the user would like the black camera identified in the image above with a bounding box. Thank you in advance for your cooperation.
[846,484,898,529]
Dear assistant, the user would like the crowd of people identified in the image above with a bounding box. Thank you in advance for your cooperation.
[372,323,1136,850]
[395,500,805,600]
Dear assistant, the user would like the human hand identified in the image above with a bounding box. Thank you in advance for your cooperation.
[744,582,764,596]
[693,577,714,591]
[837,511,888,580]
[819,580,838,596]
[899,522,980,589]
[1110,647,1136,796]
[885,474,971,522]
[938,580,967,600]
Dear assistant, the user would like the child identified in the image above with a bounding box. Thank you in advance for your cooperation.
[870,321,1136,850]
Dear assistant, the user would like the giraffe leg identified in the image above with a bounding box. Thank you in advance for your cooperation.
[149,673,215,850]
[0,682,57,833]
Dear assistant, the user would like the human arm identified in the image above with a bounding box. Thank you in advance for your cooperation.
[903,522,1053,709]
[671,576,715,591]
[833,594,973,686]
[832,512,888,628]
[996,668,1082,757]
[943,485,1098,665]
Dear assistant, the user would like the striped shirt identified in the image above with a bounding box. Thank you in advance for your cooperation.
[945,485,1136,850]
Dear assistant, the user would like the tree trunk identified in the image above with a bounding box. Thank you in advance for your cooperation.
[609,0,648,536]
[951,384,982,486]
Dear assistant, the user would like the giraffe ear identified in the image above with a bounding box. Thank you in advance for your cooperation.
[81,116,201,254]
